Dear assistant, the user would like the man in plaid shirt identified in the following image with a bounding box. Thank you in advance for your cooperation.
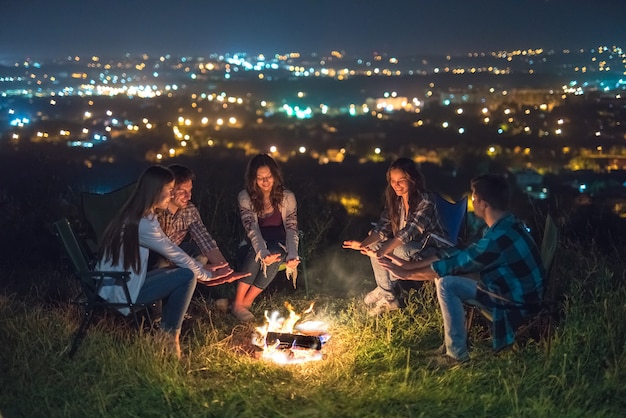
[155,165,235,276]
[379,174,545,367]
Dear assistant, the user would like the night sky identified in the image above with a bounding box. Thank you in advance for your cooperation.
[1,0,625,60]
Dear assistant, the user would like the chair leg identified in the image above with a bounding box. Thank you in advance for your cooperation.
[130,307,153,331]
[69,308,94,358]
[465,306,475,335]
[464,306,475,348]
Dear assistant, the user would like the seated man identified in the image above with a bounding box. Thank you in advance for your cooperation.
[155,164,247,283]
[379,174,545,367]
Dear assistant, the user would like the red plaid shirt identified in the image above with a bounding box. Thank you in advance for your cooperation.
[156,202,218,256]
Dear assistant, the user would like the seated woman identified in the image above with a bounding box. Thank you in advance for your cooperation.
[342,157,446,315]
[232,154,300,322]
[97,165,241,358]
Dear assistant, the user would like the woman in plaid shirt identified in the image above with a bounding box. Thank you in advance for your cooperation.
[343,158,446,316]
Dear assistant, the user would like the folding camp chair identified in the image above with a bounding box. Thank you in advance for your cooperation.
[430,193,468,247]
[513,214,560,348]
[81,182,136,253]
[465,214,560,350]
[54,218,153,358]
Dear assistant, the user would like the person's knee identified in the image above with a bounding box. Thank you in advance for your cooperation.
[254,276,274,290]
[434,275,448,291]
[394,245,413,260]
[180,268,195,284]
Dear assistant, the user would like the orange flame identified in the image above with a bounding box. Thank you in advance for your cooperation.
[253,301,329,365]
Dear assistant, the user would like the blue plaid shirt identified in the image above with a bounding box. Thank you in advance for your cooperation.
[432,213,545,350]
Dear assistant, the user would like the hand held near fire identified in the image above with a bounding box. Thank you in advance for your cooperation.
[384,254,405,266]
[226,271,252,282]
[378,257,406,279]
[203,262,232,279]
[286,258,300,269]
[342,240,363,251]
[263,252,282,265]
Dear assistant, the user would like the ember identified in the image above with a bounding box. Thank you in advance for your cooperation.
[253,302,330,364]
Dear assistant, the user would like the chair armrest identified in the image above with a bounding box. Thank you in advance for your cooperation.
[78,270,132,283]
[428,233,455,248]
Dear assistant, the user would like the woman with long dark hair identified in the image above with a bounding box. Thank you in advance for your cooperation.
[232,154,300,322]
[98,165,236,358]
[343,158,445,315]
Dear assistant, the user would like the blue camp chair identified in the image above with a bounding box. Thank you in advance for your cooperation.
[81,183,136,254]
[431,193,468,247]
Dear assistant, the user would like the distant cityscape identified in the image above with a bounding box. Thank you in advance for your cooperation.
[1,45,626,219]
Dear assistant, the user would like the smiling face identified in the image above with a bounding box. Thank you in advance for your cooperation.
[170,179,192,210]
[388,168,411,199]
[255,165,274,194]
[154,180,175,211]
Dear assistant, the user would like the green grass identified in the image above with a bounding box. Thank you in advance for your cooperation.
[1,246,626,417]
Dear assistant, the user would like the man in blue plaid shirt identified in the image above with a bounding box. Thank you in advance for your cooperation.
[379,174,544,367]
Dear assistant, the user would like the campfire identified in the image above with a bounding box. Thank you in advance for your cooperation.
[252,301,330,364]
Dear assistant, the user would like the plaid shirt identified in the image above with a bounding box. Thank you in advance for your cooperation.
[156,203,218,256]
[432,213,545,350]
[371,192,446,250]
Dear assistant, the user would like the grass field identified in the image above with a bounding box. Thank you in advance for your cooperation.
[1,243,625,418]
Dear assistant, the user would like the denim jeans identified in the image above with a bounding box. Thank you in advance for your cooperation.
[239,240,287,289]
[136,267,196,333]
[369,241,430,301]
[434,275,478,361]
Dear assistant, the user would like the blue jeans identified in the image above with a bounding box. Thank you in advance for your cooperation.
[369,241,430,301]
[136,268,196,333]
[434,275,478,361]
[239,240,286,289]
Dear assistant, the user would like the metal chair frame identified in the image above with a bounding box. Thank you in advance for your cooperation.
[54,218,153,358]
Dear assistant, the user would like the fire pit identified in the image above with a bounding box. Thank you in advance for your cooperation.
[252,302,330,364]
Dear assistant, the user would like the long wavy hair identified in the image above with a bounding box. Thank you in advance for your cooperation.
[99,165,174,273]
[244,153,285,215]
[384,158,426,233]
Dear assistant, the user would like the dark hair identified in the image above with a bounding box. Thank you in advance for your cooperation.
[168,164,196,185]
[244,154,284,214]
[99,165,174,273]
[471,174,510,211]
[385,158,426,233]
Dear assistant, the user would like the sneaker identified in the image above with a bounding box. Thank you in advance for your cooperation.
[427,354,469,370]
[423,344,446,357]
[367,298,400,316]
[363,287,386,305]
[232,308,256,322]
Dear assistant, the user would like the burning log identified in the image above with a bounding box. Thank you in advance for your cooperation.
[265,332,327,350]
